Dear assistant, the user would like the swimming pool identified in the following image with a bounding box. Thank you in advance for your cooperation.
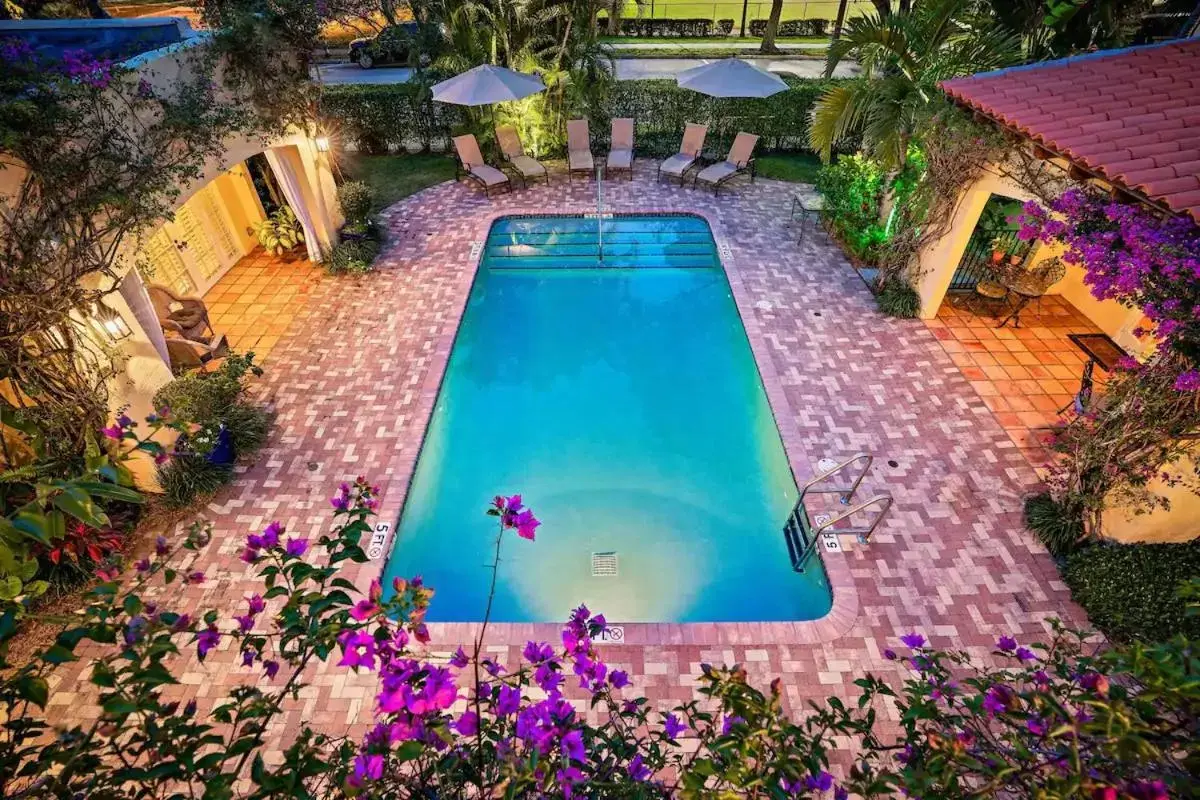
[383,214,831,622]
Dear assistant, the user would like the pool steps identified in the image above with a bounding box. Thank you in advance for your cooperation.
[783,454,893,572]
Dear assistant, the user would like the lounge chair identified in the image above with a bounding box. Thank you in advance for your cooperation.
[164,330,230,375]
[148,283,214,341]
[606,118,634,181]
[452,134,511,198]
[566,119,594,183]
[694,132,759,195]
[657,123,707,184]
[495,125,548,189]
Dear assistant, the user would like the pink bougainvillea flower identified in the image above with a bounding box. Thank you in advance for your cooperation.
[264,660,280,680]
[900,632,925,649]
[247,594,266,615]
[561,729,585,763]
[449,646,469,669]
[495,684,520,716]
[285,537,308,557]
[349,598,378,622]
[996,635,1017,652]
[627,753,651,782]
[514,509,540,540]
[338,631,377,671]
[196,625,220,659]
[662,712,686,740]
[101,424,124,440]
[453,710,478,737]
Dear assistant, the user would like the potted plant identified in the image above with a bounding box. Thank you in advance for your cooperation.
[253,206,305,257]
[337,180,377,242]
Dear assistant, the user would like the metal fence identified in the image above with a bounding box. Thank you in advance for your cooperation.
[615,0,875,24]
[947,228,1034,292]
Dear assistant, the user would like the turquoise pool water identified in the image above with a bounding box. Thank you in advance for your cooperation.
[383,215,831,622]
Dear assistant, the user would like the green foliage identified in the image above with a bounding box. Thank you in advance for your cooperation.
[815,153,886,261]
[252,206,305,256]
[875,279,921,318]
[753,152,824,184]
[1063,541,1200,643]
[156,458,234,509]
[325,239,381,276]
[322,77,852,160]
[152,353,270,489]
[811,0,1021,167]
[1024,491,1086,557]
[337,180,375,225]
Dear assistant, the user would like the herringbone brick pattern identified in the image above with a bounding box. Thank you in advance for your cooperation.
[43,164,1085,761]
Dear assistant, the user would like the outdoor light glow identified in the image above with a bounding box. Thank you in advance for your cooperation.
[315,136,331,152]
[92,301,132,342]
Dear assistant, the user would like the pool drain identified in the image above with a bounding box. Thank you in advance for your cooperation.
[591,552,618,577]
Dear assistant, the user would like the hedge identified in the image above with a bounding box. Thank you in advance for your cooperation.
[616,18,734,37]
[1062,541,1200,643]
[322,76,849,158]
[748,18,830,37]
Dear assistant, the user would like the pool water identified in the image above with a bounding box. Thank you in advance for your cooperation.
[383,215,831,622]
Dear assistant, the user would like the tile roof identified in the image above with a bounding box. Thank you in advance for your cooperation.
[940,38,1200,223]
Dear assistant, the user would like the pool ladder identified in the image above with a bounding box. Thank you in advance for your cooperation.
[783,453,893,572]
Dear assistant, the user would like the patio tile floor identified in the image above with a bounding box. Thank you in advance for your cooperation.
[202,251,321,362]
[45,164,1087,763]
[925,295,1107,466]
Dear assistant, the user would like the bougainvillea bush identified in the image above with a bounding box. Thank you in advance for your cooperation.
[0,481,1195,798]
[1015,191,1200,536]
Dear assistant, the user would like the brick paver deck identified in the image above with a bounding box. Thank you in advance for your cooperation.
[926,295,1107,466]
[45,165,1085,759]
[203,251,321,362]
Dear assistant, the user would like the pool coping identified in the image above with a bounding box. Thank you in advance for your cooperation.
[369,204,859,647]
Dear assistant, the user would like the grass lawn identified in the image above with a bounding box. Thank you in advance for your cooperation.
[753,152,823,184]
[342,153,456,213]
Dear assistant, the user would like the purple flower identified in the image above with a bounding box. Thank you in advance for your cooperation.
[882,648,896,660]
[627,753,651,782]
[721,715,745,735]
[261,521,283,548]
[352,752,384,783]
[1026,716,1048,736]
[900,632,925,649]
[241,649,256,667]
[514,509,540,540]
[234,614,255,633]
[495,684,520,716]
[264,660,280,680]
[350,599,379,621]
[449,646,469,669]
[101,424,124,441]
[196,625,220,659]
[805,771,834,792]
[247,594,266,615]
[1015,646,1037,662]
[155,535,169,555]
[983,684,1013,716]
[1174,370,1200,392]
[662,713,686,740]
[134,558,151,573]
[338,631,377,671]
[185,571,205,585]
[285,537,308,557]
[996,635,1017,652]
[561,729,585,763]
[453,710,478,737]
[523,641,553,664]
[609,669,630,689]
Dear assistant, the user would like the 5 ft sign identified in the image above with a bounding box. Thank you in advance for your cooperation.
[367,522,391,560]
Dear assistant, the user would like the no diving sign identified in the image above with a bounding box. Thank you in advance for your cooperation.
[590,626,625,644]
[367,522,391,560]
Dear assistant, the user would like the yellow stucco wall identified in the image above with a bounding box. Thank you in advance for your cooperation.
[1102,459,1200,544]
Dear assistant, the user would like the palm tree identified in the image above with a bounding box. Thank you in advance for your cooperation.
[809,0,1020,169]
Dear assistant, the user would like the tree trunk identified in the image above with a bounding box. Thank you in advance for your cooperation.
[85,0,111,17]
[870,0,891,16]
[380,0,399,26]
[759,0,783,53]
[831,0,848,42]
[606,0,622,36]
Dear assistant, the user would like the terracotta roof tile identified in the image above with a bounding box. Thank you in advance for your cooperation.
[941,39,1200,222]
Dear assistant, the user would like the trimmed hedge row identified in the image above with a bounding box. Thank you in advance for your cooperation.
[616,17,734,37]
[322,76,849,158]
[748,18,830,36]
[1062,541,1200,643]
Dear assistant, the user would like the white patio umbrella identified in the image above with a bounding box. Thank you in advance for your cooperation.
[431,64,547,107]
[432,64,547,154]
[676,59,788,154]
[675,58,788,99]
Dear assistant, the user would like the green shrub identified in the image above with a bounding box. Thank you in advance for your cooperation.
[325,238,380,275]
[815,154,886,261]
[156,458,233,509]
[321,77,854,159]
[338,180,375,225]
[1025,492,1086,557]
[1063,541,1200,643]
[875,279,921,318]
[152,354,270,506]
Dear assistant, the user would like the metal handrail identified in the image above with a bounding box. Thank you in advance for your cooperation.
[783,453,891,572]
[797,452,873,506]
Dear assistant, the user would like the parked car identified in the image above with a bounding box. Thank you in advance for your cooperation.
[348,22,441,69]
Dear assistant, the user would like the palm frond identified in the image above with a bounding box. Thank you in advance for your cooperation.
[809,81,887,162]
